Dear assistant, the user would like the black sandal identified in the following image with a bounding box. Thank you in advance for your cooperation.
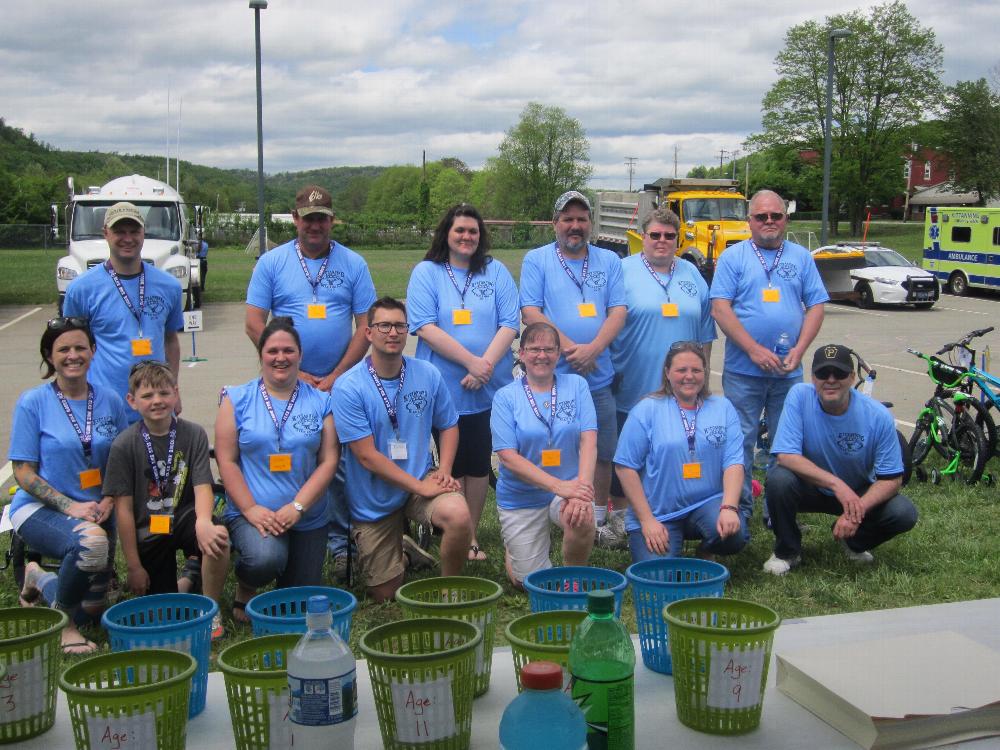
[232,599,250,624]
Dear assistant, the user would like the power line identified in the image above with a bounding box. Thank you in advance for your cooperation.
[624,157,638,191]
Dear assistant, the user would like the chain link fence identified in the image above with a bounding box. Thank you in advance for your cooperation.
[0,225,56,249]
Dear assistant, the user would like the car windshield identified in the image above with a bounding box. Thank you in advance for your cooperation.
[864,249,912,268]
[682,198,748,222]
[72,202,180,241]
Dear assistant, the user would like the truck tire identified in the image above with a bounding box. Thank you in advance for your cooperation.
[948,272,969,296]
[855,281,874,309]
[192,285,202,309]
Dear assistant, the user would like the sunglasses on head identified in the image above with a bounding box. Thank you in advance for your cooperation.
[47,316,88,331]
[647,231,677,241]
[129,359,171,376]
[814,367,851,380]
[669,340,704,352]
[751,212,786,223]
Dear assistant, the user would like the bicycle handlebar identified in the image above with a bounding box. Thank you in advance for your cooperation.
[937,326,995,355]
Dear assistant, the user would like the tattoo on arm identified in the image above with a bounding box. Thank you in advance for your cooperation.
[11,460,74,512]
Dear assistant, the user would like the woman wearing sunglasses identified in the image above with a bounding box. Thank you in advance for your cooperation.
[614,341,746,560]
[10,317,128,654]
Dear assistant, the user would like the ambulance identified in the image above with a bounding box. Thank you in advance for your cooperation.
[923,206,1000,295]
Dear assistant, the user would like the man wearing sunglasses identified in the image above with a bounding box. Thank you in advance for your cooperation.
[709,189,828,523]
[762,345,917,575]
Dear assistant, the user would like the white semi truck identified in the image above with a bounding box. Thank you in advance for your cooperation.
[52,174,204,312]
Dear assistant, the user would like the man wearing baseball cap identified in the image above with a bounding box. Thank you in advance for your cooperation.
[762,344,917,575]
[245,185,376,580]
[63,201,184,423]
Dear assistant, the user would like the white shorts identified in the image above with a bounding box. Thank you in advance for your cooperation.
[498,496,565,583]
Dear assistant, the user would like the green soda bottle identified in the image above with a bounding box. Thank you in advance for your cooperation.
[568,590,635,749]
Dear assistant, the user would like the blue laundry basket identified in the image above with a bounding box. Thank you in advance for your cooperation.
[523,566,628,615]
[245,586,357,638]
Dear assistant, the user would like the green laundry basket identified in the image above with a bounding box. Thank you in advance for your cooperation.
[218,633,301,750]
[664,597,781,735]
[59,648,196,750]
[504,609,587,692]
[0,607,68,744]
[395,576,502,697]
[360,617,481,750]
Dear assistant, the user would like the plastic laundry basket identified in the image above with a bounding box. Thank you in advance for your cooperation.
[505,609,587,692]
[245,586,356,639]
[0,607,67,743]
[523,566,628,615]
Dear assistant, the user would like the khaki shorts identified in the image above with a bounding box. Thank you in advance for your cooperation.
[352,488,462,587]
[498,496,564,584]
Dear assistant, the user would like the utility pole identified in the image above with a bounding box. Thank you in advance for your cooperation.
[718,148,729,169]
[673,146,679,178]
[624,157,638,191]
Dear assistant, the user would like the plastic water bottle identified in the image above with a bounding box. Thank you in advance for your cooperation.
[773,331,792,361]
[569,590,635,749]
[287,595,357,749]
[499,661,587,750]
[860,373,875,397]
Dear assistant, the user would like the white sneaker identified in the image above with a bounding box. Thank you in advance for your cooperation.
[762,553,801,576]
[840,540,875,564]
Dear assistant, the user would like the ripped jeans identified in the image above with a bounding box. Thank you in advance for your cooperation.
[17,506,115,625]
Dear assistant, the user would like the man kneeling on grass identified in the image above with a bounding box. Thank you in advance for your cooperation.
[762,345,918,576]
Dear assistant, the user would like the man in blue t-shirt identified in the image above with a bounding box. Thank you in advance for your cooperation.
[331,297,473,602]
[245,185,377,580]
[520,190,627,547]
[762,344,918,575]
[710,189,829,521]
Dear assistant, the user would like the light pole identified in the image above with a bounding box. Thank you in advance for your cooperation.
[250,0,267,258]
[821,28,851,246]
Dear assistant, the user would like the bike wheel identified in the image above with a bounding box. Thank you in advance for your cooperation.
[961,397,998,461]
[907,409,936,467]
[940,401,989,484]
[910,399,987,484]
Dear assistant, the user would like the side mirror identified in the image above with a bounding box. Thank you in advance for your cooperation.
[50,204,59,240]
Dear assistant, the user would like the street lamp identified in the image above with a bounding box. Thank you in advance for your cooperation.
[250,0,267,258]
[820,27,852,246]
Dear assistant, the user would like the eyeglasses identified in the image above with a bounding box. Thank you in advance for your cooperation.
[523,346,558,356]
[647,231,677,241]
[814,367,851,381]
[47,316,89,331]
[129,359,171,376]
[750,212,786,223]
[371,322,408,334]
[669,340,704,352]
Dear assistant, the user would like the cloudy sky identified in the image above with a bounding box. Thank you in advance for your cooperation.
[2,0,997,190]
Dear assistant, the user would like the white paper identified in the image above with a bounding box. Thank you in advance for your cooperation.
[148,635,192,656]
[0,653,45,723]
[470,612,492,675]
[0,505,12,533]
[266,689,293,749]
[84,711,157,749]
[182,311,203,332]
[707,644,766,710]
[390,676,456,743]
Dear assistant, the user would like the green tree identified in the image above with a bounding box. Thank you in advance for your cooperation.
[429,167,470,217]
[941,79,1000,205]
[751,1,943,234]
[364,166,423,218]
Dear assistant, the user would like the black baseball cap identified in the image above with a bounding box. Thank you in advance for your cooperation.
[811,344,853,375]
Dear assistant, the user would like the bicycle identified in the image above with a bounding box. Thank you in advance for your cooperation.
[936,325,999,463]
[906,348,989,485]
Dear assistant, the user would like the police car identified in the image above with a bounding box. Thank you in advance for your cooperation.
[817,243,939,309]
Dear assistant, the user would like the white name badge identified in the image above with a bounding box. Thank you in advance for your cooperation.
[390,440,408,460]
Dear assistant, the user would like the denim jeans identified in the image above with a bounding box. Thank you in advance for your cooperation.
[227,515,328,589]
[590,385,619,462]
[626,500,748,562]
[721,370,801,518]
[327,465,350,558]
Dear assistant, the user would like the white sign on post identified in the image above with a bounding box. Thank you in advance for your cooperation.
[183,311,203,332]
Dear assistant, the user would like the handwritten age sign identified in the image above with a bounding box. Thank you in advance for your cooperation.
[707,645,766,710]
[0,654,44,724]
[390,676,457,743]
[84,712,157,749]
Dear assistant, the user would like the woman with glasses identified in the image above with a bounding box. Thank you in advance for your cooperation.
[215,316,338,621]
[406,204,519,562]
[10,317,128,654]
[490,322,597,586]
[613,341,746,560]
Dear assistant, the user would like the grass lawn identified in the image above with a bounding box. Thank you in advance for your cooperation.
[786,219,926,260]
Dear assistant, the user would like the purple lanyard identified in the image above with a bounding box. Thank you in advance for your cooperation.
[258,379,300,451]
[51,382,94,458]
[139,418,177,498]
[522,376,558,445]
[554,244,589,302]
[444,262,474,308]
[295,241,332,302]
[104,261,146,334]
[750,240,784,287]
[676,398,702,458]
[640,253,676,302]
[366,356,406,436]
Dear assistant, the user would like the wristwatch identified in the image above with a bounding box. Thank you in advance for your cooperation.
[292,501,305,514]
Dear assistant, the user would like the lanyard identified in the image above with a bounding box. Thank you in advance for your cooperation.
[295,241,332,302]
[366,356,406,436]
[640,253,676,302]
[139,418,177,498]
[258,379,300,451]
[676,398,702,458]
[444,262,474,308]
[750,240,784,288]
[104,261,146,334]
[51,382,94,457]
[522,376,558,445]
[554,244,589,301]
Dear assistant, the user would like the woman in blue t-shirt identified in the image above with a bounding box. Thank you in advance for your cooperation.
[407,204,519,562]
[614,341,747,561]
[10,317,127,654]
[215,317,338,621]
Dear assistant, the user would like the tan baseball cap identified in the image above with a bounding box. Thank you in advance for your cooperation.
[104,202,144,228]
[294,185,334,217]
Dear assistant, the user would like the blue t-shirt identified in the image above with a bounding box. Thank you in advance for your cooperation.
[611,255,716,413]
[490,373,597,511]
[246,239,376,377]
[519,243,626,390]
[614,394,742,532]
[63,264,184,421]
[406,258,519,415]
[7,382,127,529]
[332,357,458,522]
[221,379,333,531]
[770,383,903,493]
[709,239,829,378]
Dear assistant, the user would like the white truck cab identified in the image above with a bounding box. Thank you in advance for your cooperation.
[53,174,203,312]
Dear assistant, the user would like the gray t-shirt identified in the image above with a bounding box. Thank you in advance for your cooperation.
[104,417,212,541]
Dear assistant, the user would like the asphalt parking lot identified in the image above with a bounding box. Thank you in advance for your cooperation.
[1,293,998,494]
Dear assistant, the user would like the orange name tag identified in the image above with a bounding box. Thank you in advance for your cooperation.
[131,338,153,356]
[78,468,102,490]
[661,302,679,317]
[452,308,472,325]
[149,514,172,534]
[682,462,702,480]
[577,302,597,318]
[762,288,780,303]
[269,454,292,472]
[541,449,562,467]
[307,303,327,319]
